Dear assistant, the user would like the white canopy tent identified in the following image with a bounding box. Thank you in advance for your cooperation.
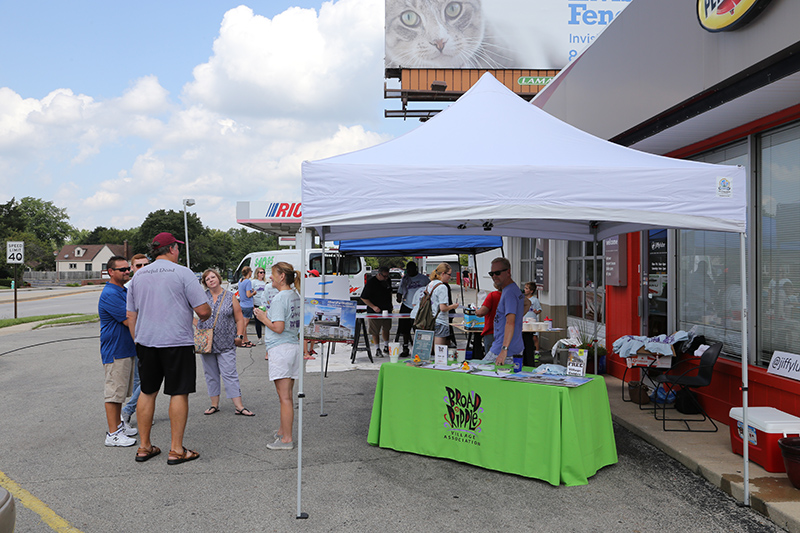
[294,73,751,515]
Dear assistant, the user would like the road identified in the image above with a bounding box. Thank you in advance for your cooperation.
[0,289,101,320]
[0,320,783,533]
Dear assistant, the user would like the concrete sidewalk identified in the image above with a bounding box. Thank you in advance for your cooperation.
[607,374,800,532]
[0,285,102,304]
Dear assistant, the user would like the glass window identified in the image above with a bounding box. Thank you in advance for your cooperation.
[760,122,800,364]
[567,241,604,322]
[679,142,748,358]
[84,264,92,271]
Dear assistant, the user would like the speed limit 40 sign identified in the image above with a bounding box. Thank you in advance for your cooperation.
[6,241,24,264]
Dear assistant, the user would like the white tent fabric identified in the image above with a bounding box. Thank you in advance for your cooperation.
[297,73,751,512]
[303,73,745,242]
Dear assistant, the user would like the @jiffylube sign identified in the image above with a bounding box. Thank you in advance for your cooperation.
[697,0,773,32]
[768,351,800,382]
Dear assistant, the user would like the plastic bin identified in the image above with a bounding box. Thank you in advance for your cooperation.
[729,407,800,473]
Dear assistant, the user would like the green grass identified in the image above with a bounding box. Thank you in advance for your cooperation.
[0,314,82,329]
[33,313,99,328]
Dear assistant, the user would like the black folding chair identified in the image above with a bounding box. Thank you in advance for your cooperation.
[653,342,723,432]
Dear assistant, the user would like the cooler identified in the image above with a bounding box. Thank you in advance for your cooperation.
[729,407,800,473]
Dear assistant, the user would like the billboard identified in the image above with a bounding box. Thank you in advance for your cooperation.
[385,0,632,70]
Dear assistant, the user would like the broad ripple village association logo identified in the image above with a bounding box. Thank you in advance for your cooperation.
[443,386,483,446]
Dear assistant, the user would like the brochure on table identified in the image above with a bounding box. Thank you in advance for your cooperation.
[412,330,434,361]
[566,348,588,377]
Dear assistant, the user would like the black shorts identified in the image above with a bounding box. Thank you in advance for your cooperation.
[136,344,196,396]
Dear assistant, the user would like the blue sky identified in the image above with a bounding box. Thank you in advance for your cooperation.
[0,0,413,231]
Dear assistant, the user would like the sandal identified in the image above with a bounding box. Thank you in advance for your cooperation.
[167,447,200,465]
[304,353,316,360]
[235,407,255,417]
[135,445,161,463]
[204,405,219,415]
[242,341,255,348]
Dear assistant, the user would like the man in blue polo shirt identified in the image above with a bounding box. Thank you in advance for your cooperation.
[98,255,139,447]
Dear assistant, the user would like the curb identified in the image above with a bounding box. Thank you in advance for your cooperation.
[611,400,800,532]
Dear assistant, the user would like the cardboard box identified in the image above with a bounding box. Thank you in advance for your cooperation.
[729,407,800,473]
[625,353,673,369]
[464,314,484,328]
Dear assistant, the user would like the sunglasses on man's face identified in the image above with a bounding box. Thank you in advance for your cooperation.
[488,268,508,277]
[111,267,131,273]
[134,263,148,269]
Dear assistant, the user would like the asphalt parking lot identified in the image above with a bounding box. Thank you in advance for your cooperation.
[0,322,783,532]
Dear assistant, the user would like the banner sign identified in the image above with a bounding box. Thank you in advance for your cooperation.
[767,351,800,382]
[385,0,632,70]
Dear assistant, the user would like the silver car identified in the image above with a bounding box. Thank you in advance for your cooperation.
[0,487,15,532]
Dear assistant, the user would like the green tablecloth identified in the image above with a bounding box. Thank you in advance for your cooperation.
[367,363,618,486]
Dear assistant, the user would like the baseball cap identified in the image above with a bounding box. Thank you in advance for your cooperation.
[152,232,184,247]
[307,269,320,277]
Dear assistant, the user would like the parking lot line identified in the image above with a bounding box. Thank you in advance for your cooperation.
[0,470,84,532]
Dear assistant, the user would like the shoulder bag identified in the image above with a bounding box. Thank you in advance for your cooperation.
[194,292,225,354]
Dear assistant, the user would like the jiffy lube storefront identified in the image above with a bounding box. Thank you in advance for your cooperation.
[533,0,800,421]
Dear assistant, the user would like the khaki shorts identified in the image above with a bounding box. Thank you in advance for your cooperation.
[368,318,392,337]
[104,357,134,403]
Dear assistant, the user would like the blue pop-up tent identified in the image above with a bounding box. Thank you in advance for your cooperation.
[337,235,502,257]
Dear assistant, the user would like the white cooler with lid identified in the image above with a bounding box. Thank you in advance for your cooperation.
[729,407,800,472]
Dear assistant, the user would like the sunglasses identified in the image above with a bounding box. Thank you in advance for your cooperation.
[111,267,131,272]
[488,268,508,277]
[133,263,148,269]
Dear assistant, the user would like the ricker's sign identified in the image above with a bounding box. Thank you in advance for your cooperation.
[697,0,773,32]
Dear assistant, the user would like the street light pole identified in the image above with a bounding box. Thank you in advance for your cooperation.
[182,198,196,269]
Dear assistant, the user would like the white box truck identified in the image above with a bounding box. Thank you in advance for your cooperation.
[231,249,368,299]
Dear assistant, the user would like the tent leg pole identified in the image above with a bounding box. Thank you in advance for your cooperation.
[741,233,750,507]
[593,233,598,375]
[320,240,327,417]
[297,227,308,519]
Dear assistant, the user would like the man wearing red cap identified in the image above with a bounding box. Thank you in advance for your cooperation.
[126,232,211,465]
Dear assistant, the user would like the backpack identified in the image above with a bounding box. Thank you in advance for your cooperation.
[413,282,442,331]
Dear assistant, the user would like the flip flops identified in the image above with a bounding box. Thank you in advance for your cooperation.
[135,445,161,463]
[204,406,220,415]
[235,407,255,417]
[167,447,200,465]
[241,341,256,348]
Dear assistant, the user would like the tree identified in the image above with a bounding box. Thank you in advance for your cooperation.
[134,209,205,266]
[82,226,138,246]
[191,229,234,273]
[17,197,75,249]
[226,228,278,269]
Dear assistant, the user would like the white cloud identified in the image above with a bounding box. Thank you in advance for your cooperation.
[1,0,399,232]
[183,0,384,122]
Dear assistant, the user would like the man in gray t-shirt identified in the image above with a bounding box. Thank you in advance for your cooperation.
[126,232,211,465]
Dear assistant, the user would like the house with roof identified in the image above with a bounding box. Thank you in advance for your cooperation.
[55,243,130,277]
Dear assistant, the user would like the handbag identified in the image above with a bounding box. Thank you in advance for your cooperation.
[194,292,225,354]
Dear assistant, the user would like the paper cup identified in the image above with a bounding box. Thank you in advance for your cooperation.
[457,350,466,363]
[388,343,401,363]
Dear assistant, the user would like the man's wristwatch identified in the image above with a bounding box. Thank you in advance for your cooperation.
[502,345,508,351]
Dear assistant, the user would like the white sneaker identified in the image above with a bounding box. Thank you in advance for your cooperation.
[118,419,138,437]
[105,429,136,447]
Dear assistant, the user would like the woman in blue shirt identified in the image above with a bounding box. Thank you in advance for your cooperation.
[254,261,301,451]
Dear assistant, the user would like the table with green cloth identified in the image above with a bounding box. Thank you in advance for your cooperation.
[367,363,618,486]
